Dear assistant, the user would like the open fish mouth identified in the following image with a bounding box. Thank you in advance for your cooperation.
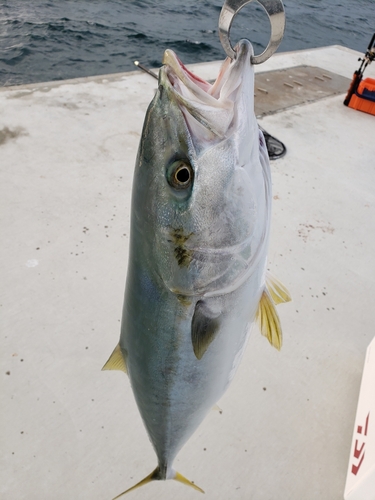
[162,39,254,102]
[161,39,255,142]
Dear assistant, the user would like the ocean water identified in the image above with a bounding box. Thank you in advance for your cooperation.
[0,0,374,86]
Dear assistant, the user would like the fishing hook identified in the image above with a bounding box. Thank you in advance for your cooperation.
[219,0,285,63]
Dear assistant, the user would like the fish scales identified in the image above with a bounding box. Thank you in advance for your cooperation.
[103,39,290,498]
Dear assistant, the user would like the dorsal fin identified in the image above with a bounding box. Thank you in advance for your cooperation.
[191,300,221,360]
[266,271,291,305]
[257,289,283,350]
[102,343,127,373]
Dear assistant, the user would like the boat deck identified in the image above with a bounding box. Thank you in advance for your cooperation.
[1,45,375,500]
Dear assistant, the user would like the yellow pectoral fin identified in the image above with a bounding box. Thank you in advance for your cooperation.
[102,343,127,374]
[266,271,291,305]
[257,290,283,350]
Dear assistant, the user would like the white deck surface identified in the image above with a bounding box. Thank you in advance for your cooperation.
[1,45,375,500]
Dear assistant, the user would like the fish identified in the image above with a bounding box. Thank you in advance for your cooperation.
[103,38,290,498]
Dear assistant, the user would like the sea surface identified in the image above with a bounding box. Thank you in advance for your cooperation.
[0,0,374,86]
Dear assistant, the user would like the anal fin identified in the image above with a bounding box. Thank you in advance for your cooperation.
[102,343,127,374]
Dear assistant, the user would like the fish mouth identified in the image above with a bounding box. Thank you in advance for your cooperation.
[162,38,254,101]
[162,50,213,95]
[160,39,255,141]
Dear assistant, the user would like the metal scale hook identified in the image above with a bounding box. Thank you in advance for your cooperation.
[219,0,285,64]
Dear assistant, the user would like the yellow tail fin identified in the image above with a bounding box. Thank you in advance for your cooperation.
[174,471,204,493]
[112,468,158,499]
[112,467,204,499]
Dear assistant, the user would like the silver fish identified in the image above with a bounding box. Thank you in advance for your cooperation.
[103,39,290,498]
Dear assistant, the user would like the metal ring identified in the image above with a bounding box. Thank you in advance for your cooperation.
[218,0,285,64]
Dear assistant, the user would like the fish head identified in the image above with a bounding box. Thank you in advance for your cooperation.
[132,39,271,297]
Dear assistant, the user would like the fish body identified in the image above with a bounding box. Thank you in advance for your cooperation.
[104,39,290,497]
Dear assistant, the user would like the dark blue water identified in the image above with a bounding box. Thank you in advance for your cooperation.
[0,0,374,86]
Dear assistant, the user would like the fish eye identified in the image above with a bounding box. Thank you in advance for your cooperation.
[174,164,190,184]
[168,160,194,190]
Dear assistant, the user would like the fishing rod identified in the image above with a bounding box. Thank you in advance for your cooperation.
[344,32,375,106]
[134,60,158,80]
